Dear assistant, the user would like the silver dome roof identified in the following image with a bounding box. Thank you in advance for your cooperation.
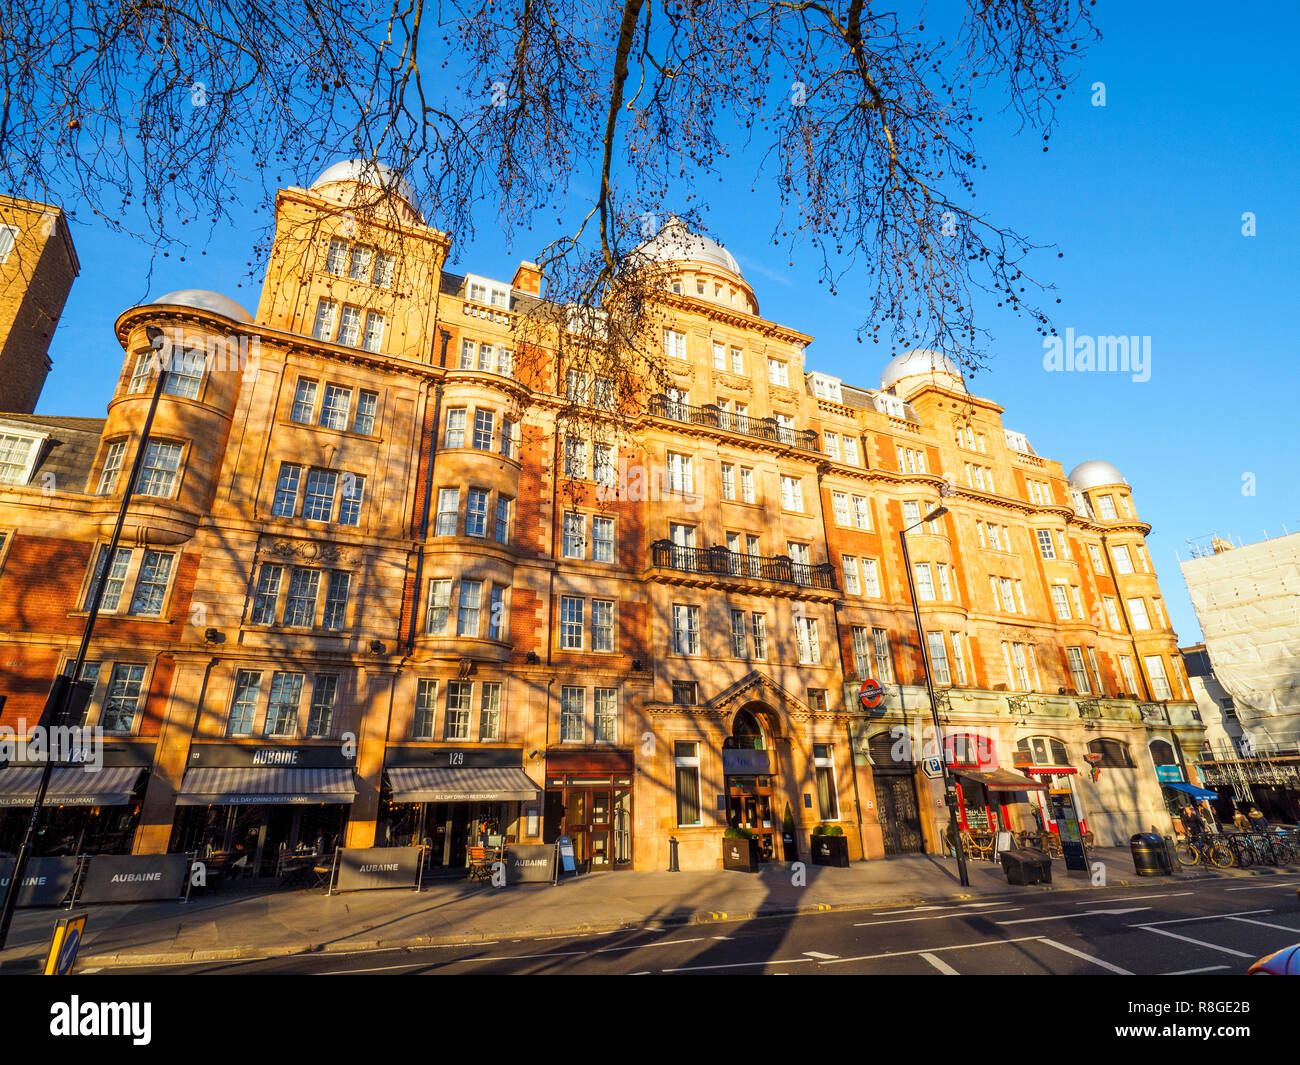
[1068,460,1128,491]
[880,348,966,392]
[151,289,252,323]
[311,159,419,209]
[631,216,742,277]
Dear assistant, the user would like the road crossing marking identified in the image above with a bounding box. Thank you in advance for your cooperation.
[854,908,1022,927]
[1136,909,1270,927]
[1073,892,1191,904]
[1037,938,1133,975]
[919,952,959,974]
[594,938,706,953]
[662,957,812,973]
[818,936,1043,966]
[995,907,1150,925]
[1136,927,1253,958]
[1225,916,1300,933]
[802,951,838,960]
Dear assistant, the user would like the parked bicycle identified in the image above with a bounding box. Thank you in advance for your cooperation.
[1174,832,1234,869]
[1220,830,1295,867]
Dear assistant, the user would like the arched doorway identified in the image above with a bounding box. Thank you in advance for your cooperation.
[723,706,777,860]
[868,729,925,855]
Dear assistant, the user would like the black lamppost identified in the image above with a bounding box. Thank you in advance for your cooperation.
[0,327,170,949]
[898,504,969,887]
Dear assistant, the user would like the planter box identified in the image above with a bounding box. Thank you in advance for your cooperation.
[722,836,760,872]
[810,834,850,867]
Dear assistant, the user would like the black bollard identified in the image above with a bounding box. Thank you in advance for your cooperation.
[668,836,680,872]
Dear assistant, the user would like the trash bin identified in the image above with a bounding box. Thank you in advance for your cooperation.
[1000,848,1052,885]
[1130,833,1171,876]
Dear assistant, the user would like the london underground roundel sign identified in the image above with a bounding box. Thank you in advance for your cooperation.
[858,679,885,712]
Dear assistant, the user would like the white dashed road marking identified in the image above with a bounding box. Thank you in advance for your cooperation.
[1224,916,1300,933]
[919,952,959,974]
[995,907,1150,925]
[855,907,1022,927]
[1136,927,1254,958]
[1037,938,1133,975]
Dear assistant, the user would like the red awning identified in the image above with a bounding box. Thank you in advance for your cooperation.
[1016,764,1078,776]
[955,768,1051,792]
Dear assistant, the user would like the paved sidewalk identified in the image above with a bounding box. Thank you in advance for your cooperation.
[1,845,1292,971]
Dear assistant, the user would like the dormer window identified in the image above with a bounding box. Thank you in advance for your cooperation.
[0,428,48,486]
[465,274,511,309]
[808,373,843,403]
[873,392,905,418]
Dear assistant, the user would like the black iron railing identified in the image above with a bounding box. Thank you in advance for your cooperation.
[649,540,838,590]
[648,395,820,453]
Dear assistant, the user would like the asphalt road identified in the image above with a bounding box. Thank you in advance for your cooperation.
[90,874,1300,976]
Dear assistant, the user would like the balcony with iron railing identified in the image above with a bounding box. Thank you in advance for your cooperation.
[647,395,820,453]
[648,539,838,591]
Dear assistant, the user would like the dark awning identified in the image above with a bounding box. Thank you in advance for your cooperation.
[387,766,540,803]
[1163,780,1219,800]
[177,767,356,806]
[955,768,1051,792]
[0,766,144,807]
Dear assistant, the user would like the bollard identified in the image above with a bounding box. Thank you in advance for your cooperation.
[668,836,680,872]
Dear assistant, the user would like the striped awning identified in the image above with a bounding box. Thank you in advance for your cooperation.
[176,767,356,806]
[388,766,540,803]
[0,766,144,807]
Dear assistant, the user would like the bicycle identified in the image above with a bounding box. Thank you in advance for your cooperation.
[1174,833,1234,869]
[1265,831,1297,865]
[1221,832,1256,868]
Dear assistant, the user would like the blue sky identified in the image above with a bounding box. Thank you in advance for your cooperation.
[35,3,1299,645]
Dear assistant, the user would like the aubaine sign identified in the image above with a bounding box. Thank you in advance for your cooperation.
[78,854,189,904]
[333,846,423,892]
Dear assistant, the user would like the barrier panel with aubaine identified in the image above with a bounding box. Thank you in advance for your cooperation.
[328,845,426,894]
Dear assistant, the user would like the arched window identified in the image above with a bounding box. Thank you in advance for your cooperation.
[729,708,766,750]
[1016,736,1070,766]
[869,730,911,767]
[1149,739,1177,767]
[945,733,996,768]
[1088,737,1134,768]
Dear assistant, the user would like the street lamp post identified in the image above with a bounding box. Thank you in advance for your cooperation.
[898,504,969,887]
[0,330,170,949]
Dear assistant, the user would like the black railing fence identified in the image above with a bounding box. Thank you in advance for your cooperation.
[648,395,820,453]
[650,540,838,590]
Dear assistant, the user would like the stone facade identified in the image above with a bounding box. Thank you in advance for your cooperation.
[0,166,1202,871]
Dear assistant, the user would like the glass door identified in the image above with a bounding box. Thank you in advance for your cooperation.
[566,789,588,866]
[589,790,611,868]
[613,789,632,866]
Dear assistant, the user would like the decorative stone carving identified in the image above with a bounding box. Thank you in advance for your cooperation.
[263,538,361,564]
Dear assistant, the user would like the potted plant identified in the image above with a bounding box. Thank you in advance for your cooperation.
[722,826,760,872]
[810,824,850,867]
